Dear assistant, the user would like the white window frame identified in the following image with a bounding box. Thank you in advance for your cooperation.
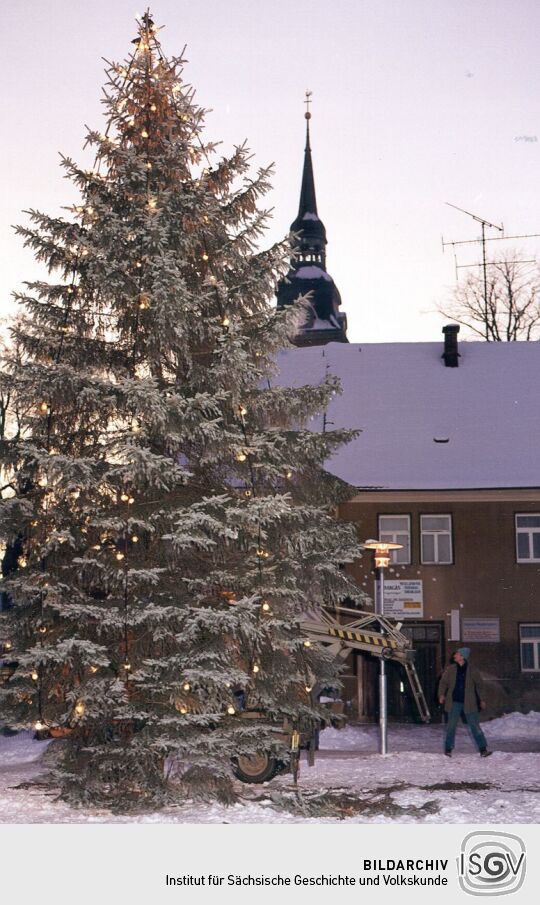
[520,624,540,672]
[515,513,540,563]
[420,514,453,565]
[378,514,411,564]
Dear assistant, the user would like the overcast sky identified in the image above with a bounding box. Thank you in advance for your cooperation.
[2,0,540,343]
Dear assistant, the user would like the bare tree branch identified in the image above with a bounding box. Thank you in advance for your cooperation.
[438,252,540,341]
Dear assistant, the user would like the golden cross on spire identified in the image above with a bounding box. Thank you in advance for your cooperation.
[304,90,312,120]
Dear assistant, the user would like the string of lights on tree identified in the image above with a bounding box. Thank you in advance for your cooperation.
[0,9,361,806]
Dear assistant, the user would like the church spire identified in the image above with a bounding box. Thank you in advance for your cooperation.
[276,94,348,347]
[298,93,318,218]
[290,92,327,267]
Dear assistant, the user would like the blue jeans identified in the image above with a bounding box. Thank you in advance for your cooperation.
[445,702,487,752]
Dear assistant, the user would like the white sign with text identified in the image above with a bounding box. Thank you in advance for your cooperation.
[375,579,424,618]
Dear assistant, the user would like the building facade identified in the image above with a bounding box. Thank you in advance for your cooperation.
[275,113,540,720]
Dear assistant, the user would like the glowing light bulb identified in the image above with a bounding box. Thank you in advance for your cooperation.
[89,666,98,674]
[5,641,12,651]
[222,316,230,327]
[121,493,129,502]
[202,252,209,261]
[305,685,312,693]
[115,552,125,561]
[131,421,141,432]
[239,405,247,416]
[34,720,45,732]
[128,497,135,505]
[227,706,235,715]
[74,701,85,716]
[40,402,49,413]
[150,104,157,112]
[141,129,149,138]
[236,451,247,462]
[31,671,38,681]
[261,602,270,612]
[148,198,157,209]
[179,706,188,714]
[92,544,101,551]
[123,662,131,671]
[18,557,28,568]
[146,162,152,169]
[252,664,260,674]
[135,260,142,268]
[183,682,191,692]
[131,535,139,543]
[303,640,312,648]
[38,477,48,487]
[286,470,293,479]
[244,490,252,498]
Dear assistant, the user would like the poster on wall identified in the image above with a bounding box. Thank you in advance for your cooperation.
[374,579,423,618]
[462,617,501,642]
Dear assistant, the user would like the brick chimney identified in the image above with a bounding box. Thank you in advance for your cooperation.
[442,324,460,367]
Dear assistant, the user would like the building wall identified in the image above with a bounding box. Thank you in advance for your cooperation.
[339,491,540,718]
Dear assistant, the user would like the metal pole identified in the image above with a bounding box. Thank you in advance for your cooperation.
[379,566,388,755]
[481,220,488,339]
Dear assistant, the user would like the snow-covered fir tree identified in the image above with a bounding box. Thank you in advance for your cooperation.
[0,12,361,808]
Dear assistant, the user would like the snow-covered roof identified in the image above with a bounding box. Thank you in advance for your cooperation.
[295,265,333,281]
[274,341,540,490]
[305,314,342,331]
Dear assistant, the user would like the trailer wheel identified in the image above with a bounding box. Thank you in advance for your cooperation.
[232,752,281,784]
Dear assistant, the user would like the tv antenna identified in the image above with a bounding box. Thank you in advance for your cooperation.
[442,203,540,326]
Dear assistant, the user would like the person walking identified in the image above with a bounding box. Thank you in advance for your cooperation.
[438,647,492,757]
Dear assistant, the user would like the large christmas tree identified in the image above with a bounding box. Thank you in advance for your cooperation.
[0,12,361,809]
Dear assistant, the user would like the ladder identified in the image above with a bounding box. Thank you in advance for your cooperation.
[301,605,431,723]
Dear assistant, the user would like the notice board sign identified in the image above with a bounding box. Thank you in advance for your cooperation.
[375,579,423,618]
[462,617,500,643]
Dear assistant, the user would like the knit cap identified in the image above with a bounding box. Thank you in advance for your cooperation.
[457,647,471,659]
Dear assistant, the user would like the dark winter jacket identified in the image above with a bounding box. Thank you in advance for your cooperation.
[438,663,485,714]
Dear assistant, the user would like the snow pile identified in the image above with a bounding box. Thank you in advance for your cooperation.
[320,725,374,751]
[485,710,540,738]
[0,731,49,765]
[320,712,540,753]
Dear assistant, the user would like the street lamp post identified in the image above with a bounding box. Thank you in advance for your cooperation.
[363,539,403,755]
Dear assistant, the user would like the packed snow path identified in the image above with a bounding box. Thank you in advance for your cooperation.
[1,713,539,824]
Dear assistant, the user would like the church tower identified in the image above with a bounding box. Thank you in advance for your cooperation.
[277,96,348,346]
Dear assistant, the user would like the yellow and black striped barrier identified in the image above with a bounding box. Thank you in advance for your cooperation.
[327,627,398,649]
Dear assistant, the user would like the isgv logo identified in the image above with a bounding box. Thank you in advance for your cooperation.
[458,832,526,896]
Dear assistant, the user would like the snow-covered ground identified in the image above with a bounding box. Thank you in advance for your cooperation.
[1,713,539,824]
